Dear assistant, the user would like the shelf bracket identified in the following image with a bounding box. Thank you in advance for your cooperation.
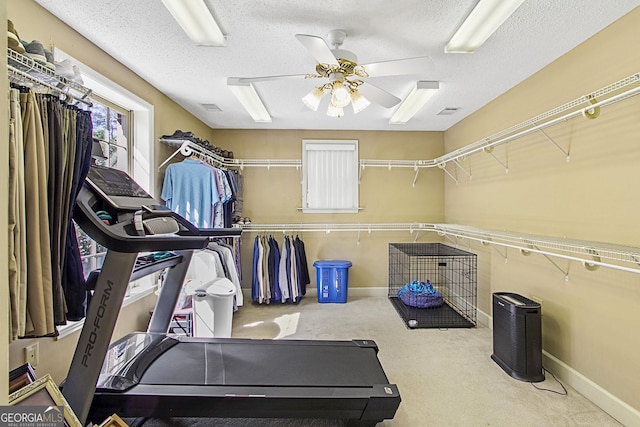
[453,158,472,180]
[158,141,190,170]
[438,163,458,184]
[443,234,457,245]
[359,164,365,183]
[482,238,508,262]
[541,252,571,281]
[412,163,420,187]
[483,144,509,174]
[538,128,570,163]
[521,241,570,281]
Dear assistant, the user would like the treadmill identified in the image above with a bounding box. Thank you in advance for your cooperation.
[63,165,401,426]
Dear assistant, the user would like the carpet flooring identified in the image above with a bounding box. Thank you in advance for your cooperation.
[137,295,621,427]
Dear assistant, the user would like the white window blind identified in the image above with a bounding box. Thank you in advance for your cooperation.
[302,139,359,213]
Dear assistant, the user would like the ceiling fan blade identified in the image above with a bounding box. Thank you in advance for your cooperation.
[295,34,339,66]
[233,74,310,84]
[359,56,434,77]
[357,82,401,109]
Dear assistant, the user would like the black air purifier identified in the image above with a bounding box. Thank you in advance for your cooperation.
[491,292,544,382]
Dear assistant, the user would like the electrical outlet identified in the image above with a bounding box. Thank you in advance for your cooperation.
[531,295,543,316]
[24,342,39,367]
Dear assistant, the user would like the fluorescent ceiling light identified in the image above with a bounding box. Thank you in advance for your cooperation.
[445,0,525,53]
[161,0,225,46]
[389,81,439,125]
[227,79,271,123]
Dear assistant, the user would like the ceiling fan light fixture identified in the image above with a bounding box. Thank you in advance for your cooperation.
[302,86,325,111]
[389,81,439,124]
[350,89,370,114]
[227,79,272,123]
[445,0,525,53]
[161,0,226,46]
[330,81,351,108]
[327,103,344,118]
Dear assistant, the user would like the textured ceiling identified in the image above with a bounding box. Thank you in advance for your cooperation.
[35,0,639,131]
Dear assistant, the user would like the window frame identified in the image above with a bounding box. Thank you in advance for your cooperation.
[301,139,360,214]
[54,50,156,339]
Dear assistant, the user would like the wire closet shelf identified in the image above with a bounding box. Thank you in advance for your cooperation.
[158,71,640,175]
[7,48,93,106]
[241,222,640,276]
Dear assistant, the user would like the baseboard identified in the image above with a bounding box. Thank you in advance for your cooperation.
[479,309,640,426]
[477,307,491,327]
[541,351,640,426]
[242,286,389,301]
[305,286,388,298]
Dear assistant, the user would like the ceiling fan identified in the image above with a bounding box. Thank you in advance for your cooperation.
[232,30,433,117]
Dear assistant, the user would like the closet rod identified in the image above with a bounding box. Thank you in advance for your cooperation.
[433,78,640,166]
[358,72,640,170]
[158,73,640,173]
[158,139,302,170]
[434,73,640,164]
[241,222,434,233]
[8,64,93,107]
[241,222,640,275]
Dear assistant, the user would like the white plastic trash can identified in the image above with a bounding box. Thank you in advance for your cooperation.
[187,277,236,338]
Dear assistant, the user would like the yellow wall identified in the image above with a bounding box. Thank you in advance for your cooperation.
[6,0,214,383]
[8,295,156,384]
[4,0,639,419]
[216,129,444,289]
[444,7,640,410]
[7,0,213,197]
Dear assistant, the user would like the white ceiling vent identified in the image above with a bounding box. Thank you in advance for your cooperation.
[202,103,223,112]
[437,107,460,116]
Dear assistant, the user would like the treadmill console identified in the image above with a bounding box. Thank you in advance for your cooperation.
[86,165,158,211]
[75,165,240,253]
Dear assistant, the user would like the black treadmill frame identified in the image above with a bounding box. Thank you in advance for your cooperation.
[64,173,400,426]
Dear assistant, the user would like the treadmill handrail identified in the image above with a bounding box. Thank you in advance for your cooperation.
[74,185,240,253]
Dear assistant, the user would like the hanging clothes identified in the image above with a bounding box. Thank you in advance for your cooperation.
[8,88,27,340]
[161,158,220,228]
[8,82,95,339]
[161,158,240,229]
[20,89,55,337]
[252,234,310,305]
[61,109,94,321]
[44,96,67,324]
[294,235,310,295]
[208,241,243,307]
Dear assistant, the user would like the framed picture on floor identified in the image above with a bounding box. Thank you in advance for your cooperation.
[95,413,129,427]
[8,373,83,427]
[9,362,37,394]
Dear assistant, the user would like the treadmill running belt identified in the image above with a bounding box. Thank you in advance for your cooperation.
[140,342,389,387]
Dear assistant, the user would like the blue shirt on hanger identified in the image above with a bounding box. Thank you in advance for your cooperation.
[161,159,220,228]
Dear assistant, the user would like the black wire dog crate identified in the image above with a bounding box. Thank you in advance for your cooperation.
[388,243,477,329]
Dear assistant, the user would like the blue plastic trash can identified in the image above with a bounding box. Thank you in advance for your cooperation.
[313,260,352,303]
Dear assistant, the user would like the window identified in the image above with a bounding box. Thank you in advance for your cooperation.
[302,139,359,213]
[54,50,156,338]
[91,94,131,170]
[77,95,131,275]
